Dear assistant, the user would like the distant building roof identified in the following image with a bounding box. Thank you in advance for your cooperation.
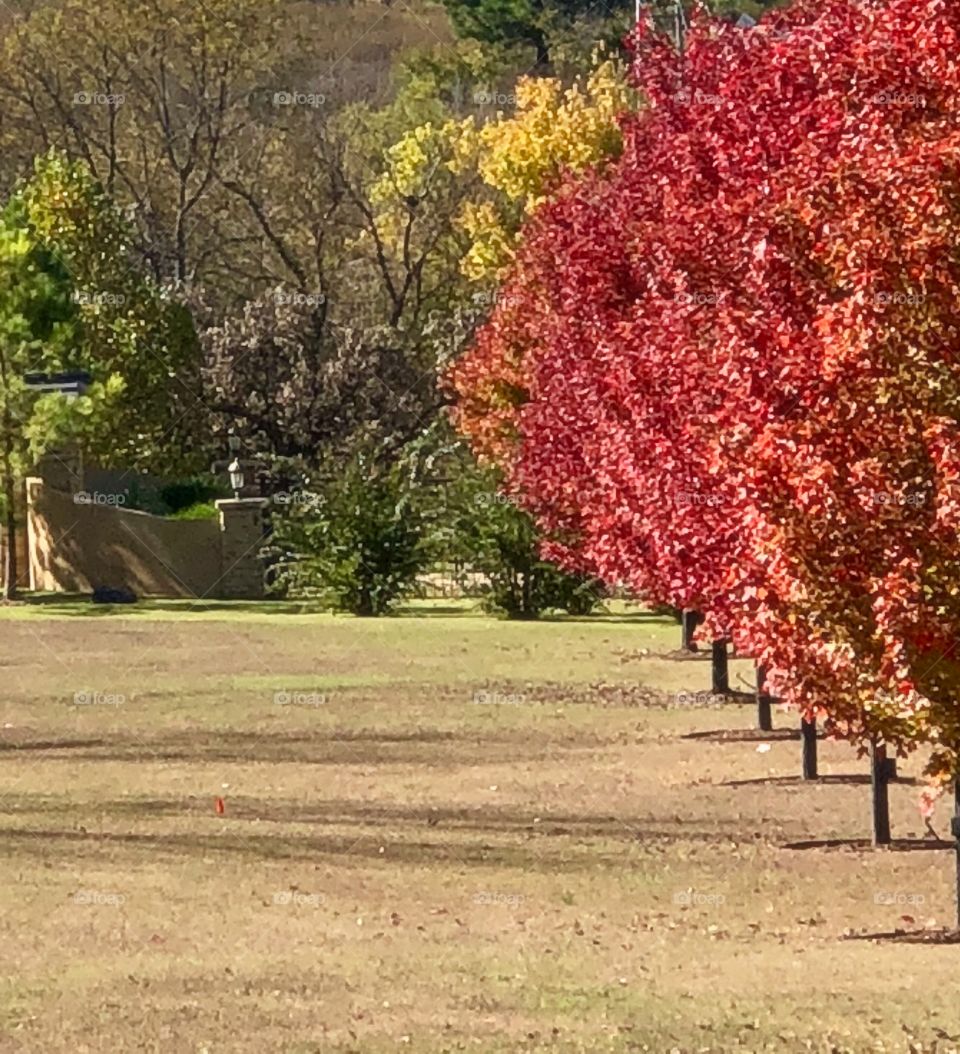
[23,371,92,398]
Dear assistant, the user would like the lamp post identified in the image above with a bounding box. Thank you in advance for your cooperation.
[212,429,260,500]
[227,458,244,500]
[213,431,268,600]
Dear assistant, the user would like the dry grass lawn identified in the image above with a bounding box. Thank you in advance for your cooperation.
[1,599,960,1052]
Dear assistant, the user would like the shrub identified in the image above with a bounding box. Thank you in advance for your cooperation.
[159,477,225,514]
[167,500,218,521]
[268,452,431,616]
[443,459,604,619]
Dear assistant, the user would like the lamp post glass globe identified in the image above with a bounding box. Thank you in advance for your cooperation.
[228,458,244,499]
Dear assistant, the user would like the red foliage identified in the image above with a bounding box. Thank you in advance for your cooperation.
[450,0,960,781]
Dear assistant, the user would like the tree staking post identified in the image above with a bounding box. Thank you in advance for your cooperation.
[952,780,960,930]
[681,609,701,652]
[756,663,773,732]
[711,638,729,694]
[801,716,818,780]
[869,738,892,847]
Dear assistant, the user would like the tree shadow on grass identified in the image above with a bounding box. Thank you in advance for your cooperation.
[0,728,548,768]
[683,728,801,743]
[539,611,673,625]
[20,593,329,617]
[843,928,960,945]
[783,837,951,851]
[20,593,674,625]
[0,825,620,871]
[0,786,755,876]
[3,793,745,842]
[0,738,108,752]
[0,816,726,872]
[724,774,920,788]
[393,603,481,618]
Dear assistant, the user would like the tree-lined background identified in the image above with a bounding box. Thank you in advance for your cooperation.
[0,0,674,612]
[8,0,960,815]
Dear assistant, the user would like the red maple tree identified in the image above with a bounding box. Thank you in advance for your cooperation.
[451,0,960,800]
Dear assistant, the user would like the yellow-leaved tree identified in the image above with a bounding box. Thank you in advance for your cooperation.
[371,54,636,292]
[457,56,636,281]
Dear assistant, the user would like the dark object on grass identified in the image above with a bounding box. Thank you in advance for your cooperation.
[92,586,138,604]
[952,781,960,929]
[681,609,703,651]
[756,663,774,732]
[711,639,729,693]
[801,716,818,780]
[869,738,892,847]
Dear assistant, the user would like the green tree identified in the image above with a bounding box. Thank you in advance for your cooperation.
[268,448,433,617]
[200,66,489,476]
[442,455,603,619]
[0,206,77,597]
[0,152,208,597]
[440,0,785,68]
[20,153,204,476]
[0,0,282,291]
[440,0,561,67]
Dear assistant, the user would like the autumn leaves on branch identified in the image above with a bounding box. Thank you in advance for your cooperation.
[449,0,960,804]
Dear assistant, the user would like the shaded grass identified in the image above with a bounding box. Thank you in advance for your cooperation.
[0,605,959,1051]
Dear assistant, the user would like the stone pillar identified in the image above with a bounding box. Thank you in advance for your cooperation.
[216,498,267,599]
[35,446,83,495]
[24,478,42,592]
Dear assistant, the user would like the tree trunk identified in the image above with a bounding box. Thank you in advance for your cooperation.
[756,663,773,731]
[801,717,818,780]
[681,609,700,652]
[953,781,960,929]
[531,30,550,69]
[356,582,374,617]
[711,639,729,694]
[869,738,891,846]
[2,433,16,601]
